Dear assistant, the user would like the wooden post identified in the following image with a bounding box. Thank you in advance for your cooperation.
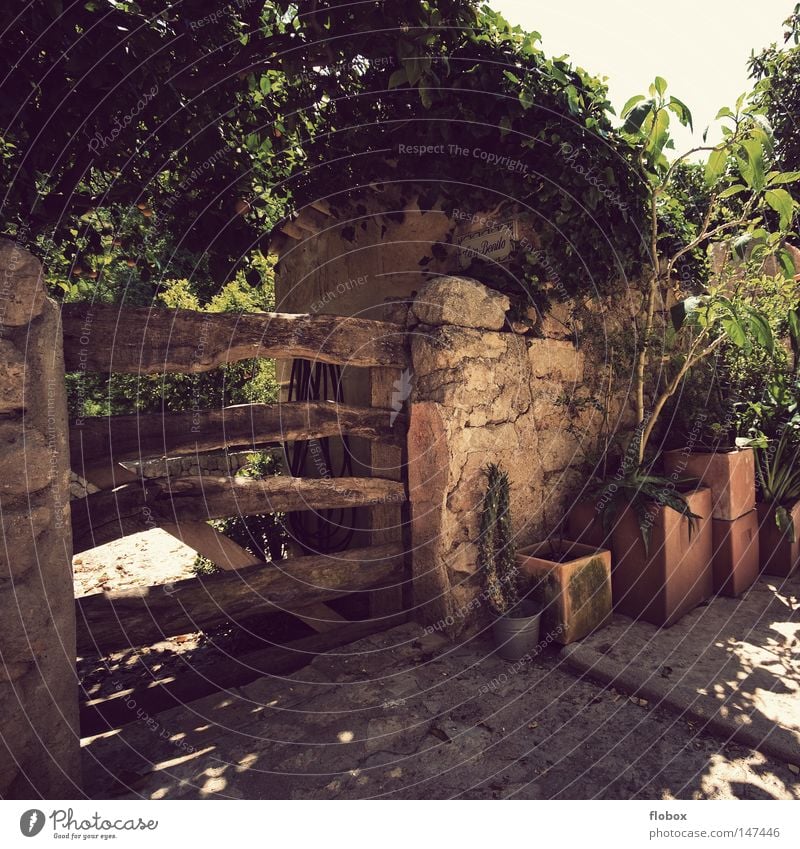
[367,302,410,622]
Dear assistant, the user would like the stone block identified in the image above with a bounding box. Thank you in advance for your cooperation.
[411,276,510,330]
[527,337,584,382]
[0,239,46,326]
[0,421,52,496]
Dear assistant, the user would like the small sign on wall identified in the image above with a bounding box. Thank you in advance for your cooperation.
[456,219,519,269]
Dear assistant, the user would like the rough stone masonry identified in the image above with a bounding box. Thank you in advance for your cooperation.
[0,239,80,797]
[406,276,633,635]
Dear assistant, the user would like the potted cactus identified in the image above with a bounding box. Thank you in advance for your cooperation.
[479,464,540,661]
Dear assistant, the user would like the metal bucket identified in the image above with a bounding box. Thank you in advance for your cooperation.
[492,600,542,662]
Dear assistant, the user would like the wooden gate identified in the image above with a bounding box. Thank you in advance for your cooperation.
[62,303,410,730]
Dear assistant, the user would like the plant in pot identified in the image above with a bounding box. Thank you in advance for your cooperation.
[515,531,612,645]
[479,463,540,661]
[568,78,797,625]
[754,427,800,576]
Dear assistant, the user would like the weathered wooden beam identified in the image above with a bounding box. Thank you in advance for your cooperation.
[61,304,408,373]
[69,401,404,466]
[75,542,405,654]
[71,474,406,554]
[79,616,406,736]
[160,521,261,571]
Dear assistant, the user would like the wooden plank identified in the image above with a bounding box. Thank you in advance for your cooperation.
[289,602,347,633]
[79,617,406,737]
[71,474,406,555]
[62,304,408,373]
[75,542,405,654]
[160,521,261,571]
[69,401,404,467]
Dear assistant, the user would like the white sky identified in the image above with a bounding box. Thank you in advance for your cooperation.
[491,0,792,154]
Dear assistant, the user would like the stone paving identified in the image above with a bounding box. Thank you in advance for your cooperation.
[81,578,800,800]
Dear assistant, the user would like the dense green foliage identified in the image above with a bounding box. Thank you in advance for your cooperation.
[1,0,655,313]
[749,4,800,202]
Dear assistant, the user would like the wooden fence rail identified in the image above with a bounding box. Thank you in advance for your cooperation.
[76,542,406,654]
[65,300,412,695]
[62,304,408,372]
[71,474,406,554]
[69,401,404,466]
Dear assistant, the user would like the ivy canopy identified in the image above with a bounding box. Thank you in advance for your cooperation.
[1,0,649,304]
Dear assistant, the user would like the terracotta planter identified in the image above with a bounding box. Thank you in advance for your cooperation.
[663,448,755,520]
[516,541,612,644]
[610,487,713,627]
[757,500,800,577]
[566,500,608,548]
[711,510,759,597]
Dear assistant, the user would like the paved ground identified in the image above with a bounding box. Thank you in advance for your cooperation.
[562,573,800,769]
[81,576,800,800]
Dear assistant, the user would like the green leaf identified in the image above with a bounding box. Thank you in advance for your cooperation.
[620,94,645,118]
[653,76,668,97]
[744,310,774,352]
[765,188,795,230]
[778,248,797,280]
[704,148,727,186]
[388,68,407,89]
[503,70,521,84]
[722,316,748,348]
[717,184,746,198]
[667,95,693,130]
[769,171,800,185]
[739,137,766,190]
[622,101,652,134]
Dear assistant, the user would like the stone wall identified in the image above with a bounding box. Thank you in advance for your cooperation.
[0,239,80,797]
[407,276,634,634]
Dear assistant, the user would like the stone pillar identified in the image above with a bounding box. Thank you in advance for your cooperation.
[0,239,80,797]
[407,276,602,636]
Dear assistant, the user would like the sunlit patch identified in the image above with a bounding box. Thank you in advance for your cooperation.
[337,730,354,743]
[236,753,258,772]
[201,776,227,795]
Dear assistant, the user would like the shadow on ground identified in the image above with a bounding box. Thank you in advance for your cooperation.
[81,578,800,800]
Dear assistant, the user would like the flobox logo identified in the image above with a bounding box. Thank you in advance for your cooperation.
[19,810,45,837]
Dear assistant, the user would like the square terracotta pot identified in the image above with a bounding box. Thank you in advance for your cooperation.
[757,500,800,577]
[516,541,612,645]
[663,448,755,520]
[711,510,759,597]
[610,487,713,627]
[566,500,608,548]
